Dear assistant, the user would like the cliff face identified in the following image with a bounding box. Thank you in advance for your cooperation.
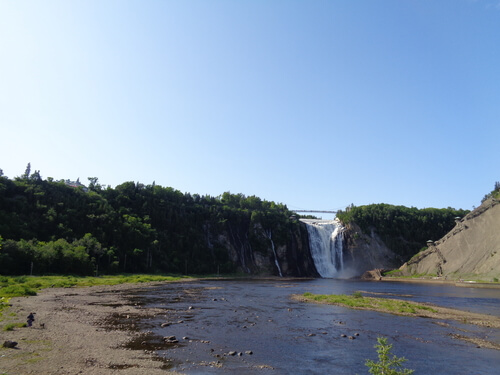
[341,222,402,277]
[213,221,318,277]
[214,219,401,278]
[398,198,500,280]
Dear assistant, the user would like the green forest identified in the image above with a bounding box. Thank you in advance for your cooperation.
[0,166,295,276]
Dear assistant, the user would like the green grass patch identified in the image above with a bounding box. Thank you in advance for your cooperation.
[301,292,437,315]
[0,296,11,320]
[382,269,402,276]
[0,274,189,300]
[3,322,26,331]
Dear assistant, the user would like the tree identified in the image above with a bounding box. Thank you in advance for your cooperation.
[88,177,101,191]
[31,170,42,182]
[23,162,31,179]
[365,337,414,375]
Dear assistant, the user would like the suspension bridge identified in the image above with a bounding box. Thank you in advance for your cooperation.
[293,210,338,214]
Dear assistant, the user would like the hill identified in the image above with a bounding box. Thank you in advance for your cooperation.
[397,198,500,281]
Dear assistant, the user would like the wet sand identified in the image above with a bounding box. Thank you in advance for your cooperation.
[1,283,185,375]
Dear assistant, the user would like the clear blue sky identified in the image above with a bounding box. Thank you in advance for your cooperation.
[1,0,499,216]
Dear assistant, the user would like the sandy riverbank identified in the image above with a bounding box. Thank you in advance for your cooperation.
[1,283,185,375]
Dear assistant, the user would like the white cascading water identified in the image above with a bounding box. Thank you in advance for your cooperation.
[265,230,283,277]
[301,219,344,278]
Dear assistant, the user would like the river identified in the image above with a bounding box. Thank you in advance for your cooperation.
[129,279,500,374]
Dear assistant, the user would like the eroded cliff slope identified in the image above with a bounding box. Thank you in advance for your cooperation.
[398,198,500,280]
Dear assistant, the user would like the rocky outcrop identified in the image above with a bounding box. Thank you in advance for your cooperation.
[397,198,500,280]
[341,222,402,277]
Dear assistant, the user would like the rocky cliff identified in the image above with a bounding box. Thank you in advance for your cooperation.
[213,220,319,277]
[215,218,403,278]
[341,222,402,277]
[397,198,500,280]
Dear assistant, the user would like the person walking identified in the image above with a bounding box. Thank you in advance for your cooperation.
[27,312,35,327]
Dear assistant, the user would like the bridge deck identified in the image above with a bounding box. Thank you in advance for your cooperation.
[294,210,337,214]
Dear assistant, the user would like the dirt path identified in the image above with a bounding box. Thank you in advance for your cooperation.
[1,283,184,375]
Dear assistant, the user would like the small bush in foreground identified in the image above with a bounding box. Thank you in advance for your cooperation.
[365,337,414,375]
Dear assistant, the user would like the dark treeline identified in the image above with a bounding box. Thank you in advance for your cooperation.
[336,203,470,261]
[0,170,294,276]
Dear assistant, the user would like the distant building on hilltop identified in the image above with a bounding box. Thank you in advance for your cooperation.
[64,178,88,192]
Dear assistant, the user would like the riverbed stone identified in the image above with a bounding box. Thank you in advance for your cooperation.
[3,341,18,348]
[163,335,179,343]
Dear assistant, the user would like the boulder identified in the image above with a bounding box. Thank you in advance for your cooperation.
[3,341,18,348]
[163,335,179,343]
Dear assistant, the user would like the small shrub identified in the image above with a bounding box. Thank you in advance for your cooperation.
[353,291,363,299]
[365,337,414,375]
[13,276,27,283]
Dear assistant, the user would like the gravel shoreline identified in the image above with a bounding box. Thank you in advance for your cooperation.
[1,283,184,375]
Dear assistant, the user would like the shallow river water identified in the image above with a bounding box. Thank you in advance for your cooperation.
[130,279,500,374]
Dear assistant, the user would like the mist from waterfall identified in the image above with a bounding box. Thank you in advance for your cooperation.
[301,219,344,278]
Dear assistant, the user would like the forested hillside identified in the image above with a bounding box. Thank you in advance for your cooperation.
[0,171,297,276]
[336,204,470,261]
[1,166,482,278]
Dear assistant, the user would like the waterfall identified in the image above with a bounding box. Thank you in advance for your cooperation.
[301,219,344,278]
[265,230,283,277]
